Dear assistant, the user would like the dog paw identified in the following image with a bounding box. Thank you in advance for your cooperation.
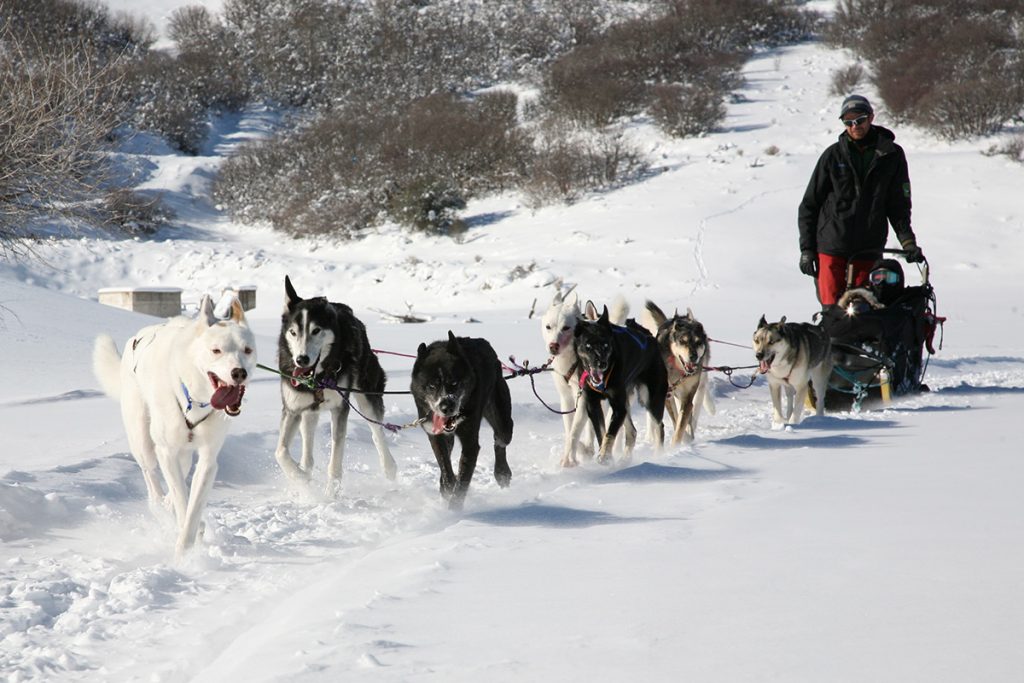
[323,478,343,499]
[559,456,578,468]
[494,471,511,488]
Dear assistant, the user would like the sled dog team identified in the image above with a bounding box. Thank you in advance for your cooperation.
[92,278,831,555]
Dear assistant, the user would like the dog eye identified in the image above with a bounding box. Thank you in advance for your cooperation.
[545,324,551,330]
[311,328,321,335]
[212,348,222,355]
[244,347,253,355]
[561,325,570,332]
[288,329,297,337]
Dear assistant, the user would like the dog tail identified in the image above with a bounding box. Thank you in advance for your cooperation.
[702,381,717,415]
[609,293,630,327]
[92,334,123,400]
[639,300,667,335]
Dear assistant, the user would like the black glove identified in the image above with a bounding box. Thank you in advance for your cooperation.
[799,251,818,277]
[902,241,925,263]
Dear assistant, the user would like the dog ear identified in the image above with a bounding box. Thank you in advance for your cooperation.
[599,305,609,324]
[446,330,461,353]
[552,290,563,306]
[197,295,217,327]
[758,314,768,329]
[568,290,579,307]
[228,297,247,325]
[417,342,428,360]
[686,307,695,320]
[284,276,300,309]
[779,315,787,325]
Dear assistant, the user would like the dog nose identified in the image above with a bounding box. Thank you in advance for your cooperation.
[548,342,560,354]
[231,367,248,383]
[295,354,310,367]
[439,397,455,415]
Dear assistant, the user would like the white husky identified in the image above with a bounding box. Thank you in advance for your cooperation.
[93,295,256,556]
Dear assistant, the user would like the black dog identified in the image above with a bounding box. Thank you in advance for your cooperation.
[570,307,667,464]
[275,276,397,494]
[410,331,513,509]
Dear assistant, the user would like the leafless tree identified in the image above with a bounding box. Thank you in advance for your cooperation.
[0,24,125,258]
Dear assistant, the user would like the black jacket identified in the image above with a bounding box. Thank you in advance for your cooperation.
[798,125,915,258]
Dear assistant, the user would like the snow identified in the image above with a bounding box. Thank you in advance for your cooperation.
[3,19,1024,683]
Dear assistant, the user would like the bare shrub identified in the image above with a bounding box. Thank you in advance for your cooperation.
[119,52,208,154]
[0,26,125,257]
[542,0,806,132]
[523,122,647,206]
[985,135,1024,163]
[832,1,1024,139]
[102,189,172,236]
[215,91,533,236]
[830,63,866,96]
[649,82,726,137]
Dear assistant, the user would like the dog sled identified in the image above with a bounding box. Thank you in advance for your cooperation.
[817,249,943,411]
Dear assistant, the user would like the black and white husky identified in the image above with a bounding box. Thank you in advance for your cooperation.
[566,306,667,465]
[541,290,634,463]
[410,331,514,510]
[752,315,833,428]
[275,276,397,494]
[641,301,716,445]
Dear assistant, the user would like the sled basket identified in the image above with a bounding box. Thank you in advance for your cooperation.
[818,249,940,411]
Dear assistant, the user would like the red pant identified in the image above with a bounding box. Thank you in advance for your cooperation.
[817,253,876,306]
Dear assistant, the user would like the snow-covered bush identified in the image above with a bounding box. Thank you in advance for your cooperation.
[827,0,1024,139]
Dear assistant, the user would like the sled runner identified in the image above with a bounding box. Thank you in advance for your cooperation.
[817,249,943,411]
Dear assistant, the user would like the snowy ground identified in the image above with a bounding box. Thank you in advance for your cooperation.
[2,19,1024,683]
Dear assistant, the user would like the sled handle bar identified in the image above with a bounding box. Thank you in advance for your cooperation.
[844,248,929,287]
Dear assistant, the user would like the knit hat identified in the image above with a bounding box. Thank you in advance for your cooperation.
[839,94,873,119]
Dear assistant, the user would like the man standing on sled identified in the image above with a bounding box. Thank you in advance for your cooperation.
[797,94,925,307]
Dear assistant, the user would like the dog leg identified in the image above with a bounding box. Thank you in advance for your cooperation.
[622,412,637,460]
[324,401,351,496]
[487,380,514,488]
[664,396,680,438]
[356,393,397,481]
[176,446,219,556]
[123,419,167,515]
[769,382,787,429]
[555,375,592,458]
[560,394,591,468]
[274,409,309,481]
[298,409,320,474]
[427,433,457,497]
[155,444,190,531]
[675,388,697,445]
[790,381,809,425]
[598,399,626,464]
[452,431,481,510]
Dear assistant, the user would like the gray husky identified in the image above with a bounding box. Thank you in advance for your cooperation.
[752,315,833,428]
[641,301,716,445]
[410,331,513,509]
[275,276,396,495]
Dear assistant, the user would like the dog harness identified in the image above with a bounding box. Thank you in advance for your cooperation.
[179,381,214,441]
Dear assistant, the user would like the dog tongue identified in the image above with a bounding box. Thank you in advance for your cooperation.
[759,360,770,374]
[211,385,243,410]
[431,414,448,435]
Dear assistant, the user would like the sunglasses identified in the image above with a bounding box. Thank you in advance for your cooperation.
[842,114,870,127]
[869,269,900,285]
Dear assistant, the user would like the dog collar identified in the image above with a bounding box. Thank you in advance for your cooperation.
[180,381,211,411]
